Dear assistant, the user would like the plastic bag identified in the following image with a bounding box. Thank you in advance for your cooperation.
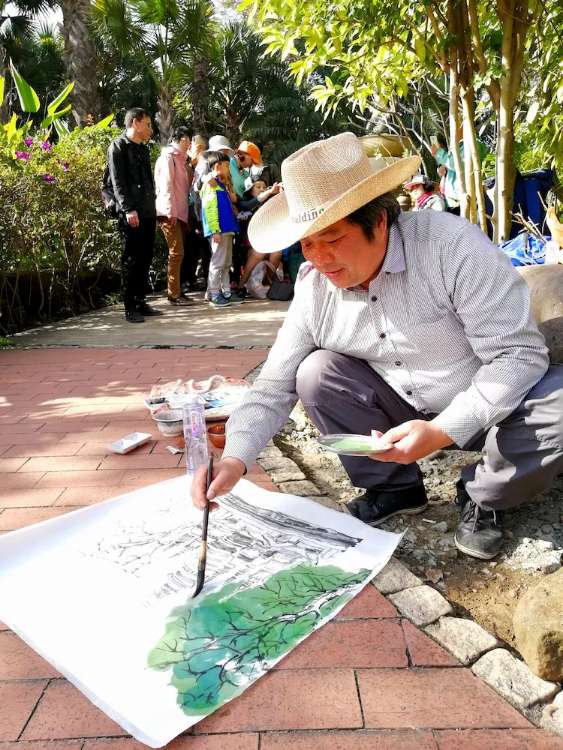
[498,232,547,266]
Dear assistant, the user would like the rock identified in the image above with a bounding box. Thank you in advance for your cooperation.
[289,400,312,430]
[542,691,563,739]
[424,567,444,584]
[277,480,322,496]
[425,616,499,666]
[521,552,561,575]
[472,648,559,709]
[373,557,422,594]
[389,584,453,626]
[257,455,303,476]
[513,568,563,681]
[518,265,563,363]
[257,442,283,459]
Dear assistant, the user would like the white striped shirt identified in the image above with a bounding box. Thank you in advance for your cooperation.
[225,210,549,469]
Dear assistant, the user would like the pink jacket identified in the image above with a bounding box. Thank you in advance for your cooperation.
[155,145,191,223]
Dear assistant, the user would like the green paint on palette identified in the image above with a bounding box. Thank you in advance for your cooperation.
[148,563,371,714]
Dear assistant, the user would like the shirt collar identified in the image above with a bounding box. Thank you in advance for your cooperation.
[380,221,406,275]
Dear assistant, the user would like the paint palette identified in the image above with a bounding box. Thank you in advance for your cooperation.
[316,433,393,456]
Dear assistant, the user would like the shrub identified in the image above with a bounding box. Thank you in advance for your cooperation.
[0,127,121,331]
[0,127,167,333]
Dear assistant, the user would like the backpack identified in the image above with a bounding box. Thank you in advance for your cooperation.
[101,164,118,218]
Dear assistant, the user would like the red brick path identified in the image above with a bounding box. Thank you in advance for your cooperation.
[1,348,562,750]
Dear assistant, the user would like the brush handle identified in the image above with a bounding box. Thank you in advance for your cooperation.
[193,456,213,597]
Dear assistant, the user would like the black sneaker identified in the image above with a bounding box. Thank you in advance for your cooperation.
[347,484,428,526]
[137,303,163,316]
[454,481,503,560]
[125,309,145,323]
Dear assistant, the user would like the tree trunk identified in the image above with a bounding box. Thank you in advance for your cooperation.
[59,0,101,125]
[191,55,209,136]
[156,83,174,145]
[495,0,530,241]
[448,69,467,217]
[461,90,488,233]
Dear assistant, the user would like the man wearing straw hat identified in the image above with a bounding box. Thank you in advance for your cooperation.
[192,132,563,561]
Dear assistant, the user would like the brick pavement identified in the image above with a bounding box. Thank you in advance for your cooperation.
[1,347,562,749]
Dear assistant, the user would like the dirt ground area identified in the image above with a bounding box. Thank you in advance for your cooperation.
[276,405,563,650]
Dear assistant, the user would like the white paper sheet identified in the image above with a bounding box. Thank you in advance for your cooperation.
[0,476,401,747]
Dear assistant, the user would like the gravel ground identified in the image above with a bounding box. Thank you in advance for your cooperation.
[274,401,563,649]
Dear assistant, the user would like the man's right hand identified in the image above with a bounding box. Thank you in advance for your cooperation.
[191,457,246,510]
[126,210,139,227]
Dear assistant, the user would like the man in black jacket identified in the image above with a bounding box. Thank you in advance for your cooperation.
[107,108,161,323]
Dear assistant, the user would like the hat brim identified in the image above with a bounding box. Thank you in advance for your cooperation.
[248,155,421,253]
[204,147,235,157]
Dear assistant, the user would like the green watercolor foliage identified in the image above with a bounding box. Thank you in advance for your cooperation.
[148,563,370,714]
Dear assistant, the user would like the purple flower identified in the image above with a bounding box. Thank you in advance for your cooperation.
[41,141,52,151]
[24,137,34,147]
[42,174,56,183]
[15,150,30,161]
[62,162,70,172]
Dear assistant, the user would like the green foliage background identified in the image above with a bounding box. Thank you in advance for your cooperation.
[0,125,168,332]
[148,563,370,714]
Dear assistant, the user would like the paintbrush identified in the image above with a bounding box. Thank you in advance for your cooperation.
[191,456,213,598]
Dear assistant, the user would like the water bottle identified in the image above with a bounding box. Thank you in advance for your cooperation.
[182,394,209,476]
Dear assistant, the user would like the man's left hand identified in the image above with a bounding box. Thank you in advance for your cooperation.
[372,420,453,464]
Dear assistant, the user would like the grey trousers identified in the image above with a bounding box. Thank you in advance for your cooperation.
[207,234,233,296]
[296,350,563,512]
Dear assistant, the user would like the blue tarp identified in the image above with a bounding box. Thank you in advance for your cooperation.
[498,232,551,266]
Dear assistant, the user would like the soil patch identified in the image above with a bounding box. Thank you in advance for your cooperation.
[275,405,563,649]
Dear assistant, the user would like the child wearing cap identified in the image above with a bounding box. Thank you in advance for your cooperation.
[200,151,242,308]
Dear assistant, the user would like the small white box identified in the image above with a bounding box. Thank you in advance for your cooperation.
[109,432,152,455]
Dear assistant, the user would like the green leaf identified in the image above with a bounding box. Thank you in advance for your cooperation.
[41,105,73,129]
[526,101,540,124]
[9,61,40,113]
[92,113,115,130]
[4,113,18,142]
[47,82,75,116]
[53,118,70,138]
[0,76,4,107]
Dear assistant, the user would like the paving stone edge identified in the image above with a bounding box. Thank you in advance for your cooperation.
[257,434,563,738]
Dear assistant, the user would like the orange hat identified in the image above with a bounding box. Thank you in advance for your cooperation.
[237,140,262,165]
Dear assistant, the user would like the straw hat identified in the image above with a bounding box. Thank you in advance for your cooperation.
[248,132,420,253]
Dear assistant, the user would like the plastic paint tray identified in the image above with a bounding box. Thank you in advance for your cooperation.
[316,433,392,456]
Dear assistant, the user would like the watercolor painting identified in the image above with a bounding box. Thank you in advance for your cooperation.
[0,476,400,747]
[148,563,371,714]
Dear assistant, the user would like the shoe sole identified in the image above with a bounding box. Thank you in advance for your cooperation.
[453,533,500,560]
[208,302,230,308]
[368,502,429,527]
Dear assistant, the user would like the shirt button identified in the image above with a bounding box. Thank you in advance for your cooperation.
[395,361,402,367]
[405,390,413,395]
[371,295,377,302]
[379,333,386,339]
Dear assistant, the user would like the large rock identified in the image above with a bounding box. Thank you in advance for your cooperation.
[518,265,563,363]
[513,568,563,682]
